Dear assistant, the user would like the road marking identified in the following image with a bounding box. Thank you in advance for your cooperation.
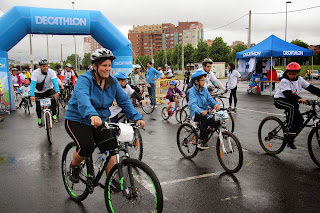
[237,108,283,116]
[161,173,219,186]
[221,195,247,201]
[134,175,169,201]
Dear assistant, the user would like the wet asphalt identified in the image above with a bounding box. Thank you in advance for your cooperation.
[0,80,320,213]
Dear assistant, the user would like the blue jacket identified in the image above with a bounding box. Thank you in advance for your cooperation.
[146,67,161,84]
[65,70,142,126]
[188,85,219,119]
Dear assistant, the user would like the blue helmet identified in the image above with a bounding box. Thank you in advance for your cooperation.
[191,70,207,80]
[169,80,177,86]
[114,72,129,79]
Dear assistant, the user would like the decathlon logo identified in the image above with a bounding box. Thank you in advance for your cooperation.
[283,51,303,56]
[35,16,87,26]
[243,51,262,57]
[114,61,132,66]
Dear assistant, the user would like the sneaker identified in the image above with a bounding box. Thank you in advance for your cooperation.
[233,107,237,113]
[287,141,296,149]
[69,164,81,183]
[38,118,43,128]
[52,115,58,123]
[110,179,121,193]
[197,141,209,150]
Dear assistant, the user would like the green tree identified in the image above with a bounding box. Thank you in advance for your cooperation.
[171,44,182,69]
[134,55,152,70]
[49,62,61,70]
[208,37,231,63]
[154,49,165,68]
[65,54,81,67]
[231,44,247,61]
[289,39,309,65]
[192,41,209,63]
[82,53,91,66]
[167,49,174,67]
[184,43,195,66]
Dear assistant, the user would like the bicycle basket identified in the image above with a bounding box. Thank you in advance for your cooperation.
[214,110,229,121]
[117,123,134,142]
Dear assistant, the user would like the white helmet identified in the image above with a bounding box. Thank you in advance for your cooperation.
[39,58,49,65]
[90,48,116,64]
[135,64,141,69]
[65,63,72,68]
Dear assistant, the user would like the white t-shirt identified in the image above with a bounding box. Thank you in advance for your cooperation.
[227,70,241,89]
[31,68,57,93]
[274,76,310,99]
[61,69,75,85]
[18,85,30,97]
[12,75,18,84]
[167,69,173,78]
[19,73,27,81]
[109,85,135,118]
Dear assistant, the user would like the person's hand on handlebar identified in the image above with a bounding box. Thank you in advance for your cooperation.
[54,92,59,100]
[214,104,220,111]
[201,111,207,116]
[91,116,102,128]
[298,98,306,104]
[140,100,146,106]
[137,120,145,128]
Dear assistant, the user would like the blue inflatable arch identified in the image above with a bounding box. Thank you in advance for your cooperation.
[0,6,132,110]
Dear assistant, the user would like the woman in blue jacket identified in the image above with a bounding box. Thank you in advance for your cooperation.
[64,48,145,183]
[189,70,220,150]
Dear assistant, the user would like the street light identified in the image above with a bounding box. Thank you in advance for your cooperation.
[285,1,292,42]
[72,1,78,73]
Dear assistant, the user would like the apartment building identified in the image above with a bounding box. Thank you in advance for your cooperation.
[83,36,103,54]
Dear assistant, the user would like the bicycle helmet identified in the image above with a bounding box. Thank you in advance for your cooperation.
[39,58,49,65]
[169,80,177,86]
[114,72,129,79]
[135,64,141,69]
[23,79,30,85]
[90,48,116,64]
[286,62,301,72]
[11,68,18,71]
[65,63,72,68]
[202,58,213,66]
[191,70,207,80]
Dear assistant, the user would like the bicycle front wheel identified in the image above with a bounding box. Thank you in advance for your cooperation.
[61,142,89,202]
[216,131,243,173]
[142,94,155,114]
[222,111,234,133]
[45,112,52,144]
[180,105,190,123]
[128,128,143,160]
[161,107,170,120]
[105,158,163,213]
[177,123,199,158]
[213,96,225,109]
[308,126,320,168]
[258,116,286,155]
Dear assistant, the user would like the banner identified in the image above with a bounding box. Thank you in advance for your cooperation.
[0,58,10,109]
[111,56,133,76]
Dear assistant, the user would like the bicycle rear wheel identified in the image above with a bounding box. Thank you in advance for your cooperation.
[161,107,169,120]
[128,128,143,160]
[105,158,163,213]
[61,142,90,202]
[177,123,199,158]
[308,126,320,168]
[180,105,190,123]
[216,131,243,173]
[45,112,52,144]
[221,111,234,133]
[213,96,225,109]
[142,94,155,114]
[258,116,286,155]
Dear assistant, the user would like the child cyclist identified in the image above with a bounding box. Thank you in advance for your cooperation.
[188,70,220,150]
[109,72,146,123]
[274,62,320,149]
[17,79,32,108]
[165,80,183,115]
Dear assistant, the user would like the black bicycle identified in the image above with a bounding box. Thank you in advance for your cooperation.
[61,122,163,212]
[258,100,320,167]
[60,84,73,109]
[20,96,31,114]
[177,110,243,173]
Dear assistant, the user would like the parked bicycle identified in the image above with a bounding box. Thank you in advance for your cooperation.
[36,96,54,144]
[177,110,243,173]
[132,83,155,114]
[258,100,320,168]
[61,122,163,212]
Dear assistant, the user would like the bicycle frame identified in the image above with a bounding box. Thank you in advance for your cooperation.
[42,108,52,129]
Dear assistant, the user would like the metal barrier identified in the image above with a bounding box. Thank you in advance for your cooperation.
[156,79,174,104]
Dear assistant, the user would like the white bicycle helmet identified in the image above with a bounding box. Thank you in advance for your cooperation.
[65,63,73,68]
[135,64,141,69]
[90,48,116,64]
[39,58,49,65]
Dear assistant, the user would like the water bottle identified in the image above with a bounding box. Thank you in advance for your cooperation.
[95,150,108,170]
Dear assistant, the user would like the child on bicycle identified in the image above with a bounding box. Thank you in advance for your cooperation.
[188,70,220,150]
[109,72,146,123]
[17,79,32,108]
[165,80,183,115]
[274,62,320,149]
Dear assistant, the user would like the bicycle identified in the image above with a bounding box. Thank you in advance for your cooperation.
[20,95,31,114]
[36,96,54,144]
[258,100,320,168]
[60,84,73,109]
[132,83,155,114]
[161,96,183,123]
[61,122,163,212]
[177,110,243,173]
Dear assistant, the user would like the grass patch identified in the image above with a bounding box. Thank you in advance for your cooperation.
[275,65,320,76]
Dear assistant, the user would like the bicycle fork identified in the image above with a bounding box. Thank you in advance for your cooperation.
[43,109,52,129]
[218,127,233,154]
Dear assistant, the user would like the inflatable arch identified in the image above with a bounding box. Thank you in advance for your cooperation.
[0,6,133,110]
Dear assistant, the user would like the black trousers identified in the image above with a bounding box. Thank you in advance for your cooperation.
[229,86,237,107]
[274,98,303,133]
[194,114,216,140]
[35,89,56,118]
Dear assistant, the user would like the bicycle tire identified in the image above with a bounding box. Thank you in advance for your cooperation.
[105,158,163,213]
[181,96,188,107]
[213,96,225,109]
[216,131,243,173]
[175,108,182,123]
[142,94,155,114]
[26,102,30,114]
[180,105,190,123]
[128,128,143,160]
[308,126,320,168]
[221,112,235,133]
[161,107,170,120]
[45,112,52,144]
[177,123,199,158]
[56,100,60,118]
[258,116,286,155]
[61,142,90,202]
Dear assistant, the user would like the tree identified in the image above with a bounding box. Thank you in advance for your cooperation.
[167,49,174,67]
[289,39,309,65]
[192,41,209,63]
[183,43,195,66]
[171,44,182,69]
[82,53,91,67]
[65,54,81,67]
[134,55,152,70]
[154,49,165,68]
[49,62,61,70]
[231,44,247,61]
[208,37,231,63]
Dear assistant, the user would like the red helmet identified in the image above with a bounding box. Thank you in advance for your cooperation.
[23,79,30,85]
[286,62,301,72]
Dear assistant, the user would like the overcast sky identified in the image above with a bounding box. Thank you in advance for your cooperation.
[1,0,319,63]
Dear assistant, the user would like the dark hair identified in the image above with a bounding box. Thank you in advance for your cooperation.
[147,61,152,65]
[228,63,235,71]
[202,61,212,67]
[193,74,206,84]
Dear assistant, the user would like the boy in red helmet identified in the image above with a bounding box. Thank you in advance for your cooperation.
[17,79,32,108]
[274,62,320,149]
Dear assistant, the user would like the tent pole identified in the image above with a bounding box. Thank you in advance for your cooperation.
[270,56,273,95]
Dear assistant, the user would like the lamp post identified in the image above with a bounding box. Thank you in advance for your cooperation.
[72,1,78,73]
[284,1,291,66]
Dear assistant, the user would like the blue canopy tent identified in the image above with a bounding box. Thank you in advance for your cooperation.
[235,35,314,94]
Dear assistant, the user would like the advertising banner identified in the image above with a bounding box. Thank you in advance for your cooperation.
[111,56,133,77]
[0,58,10,109]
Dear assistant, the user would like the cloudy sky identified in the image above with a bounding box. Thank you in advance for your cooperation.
[1,0,319,63]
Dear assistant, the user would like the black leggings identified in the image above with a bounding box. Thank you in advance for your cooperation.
[194,114,216,140]
[229,86,237,107]
[35,89,56,118]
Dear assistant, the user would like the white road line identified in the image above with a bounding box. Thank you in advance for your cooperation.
[161,173,219,186]
[237,107,283,116]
